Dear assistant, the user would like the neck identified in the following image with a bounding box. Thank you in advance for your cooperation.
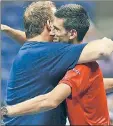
[70,39,82,44]
[27,35,52,42]
[27,27,54,42]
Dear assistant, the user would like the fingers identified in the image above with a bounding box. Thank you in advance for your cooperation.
[102,37,112,41]
[1,24,10,31]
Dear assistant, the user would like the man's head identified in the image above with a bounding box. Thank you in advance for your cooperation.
[53,4,90,43]
[24,1,56,39]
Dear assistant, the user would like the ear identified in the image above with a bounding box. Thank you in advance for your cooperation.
[69,29,77,40]
[46,20,52,31]
[47,20,55,36]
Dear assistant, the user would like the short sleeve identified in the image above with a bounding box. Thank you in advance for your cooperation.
[55,43,88,74]
[59,64,91,99]
[64,43,88,70]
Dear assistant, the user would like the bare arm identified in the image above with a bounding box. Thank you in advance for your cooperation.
[1,24,26,44]
[4,84,71,117]
[103,78,113,93]
[2,78,112,117]
[78,38,113,64]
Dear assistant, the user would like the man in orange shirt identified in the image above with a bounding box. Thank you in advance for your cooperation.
[60,62,110,125]
[1,4,112,125]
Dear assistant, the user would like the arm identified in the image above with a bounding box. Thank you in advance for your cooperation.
[1,74,112,117]
[1,65,88,117]
[103,78,113,93]
[1,24,26,44]
[78,38,113,64]
[2,84,71,117]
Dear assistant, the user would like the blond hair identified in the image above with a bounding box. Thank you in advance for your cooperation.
[24,1,56,38]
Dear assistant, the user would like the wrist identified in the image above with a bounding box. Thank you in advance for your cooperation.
[1,106,12,116]
[6,106,12,116]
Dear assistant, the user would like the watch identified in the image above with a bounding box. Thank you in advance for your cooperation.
[1,106,8,116]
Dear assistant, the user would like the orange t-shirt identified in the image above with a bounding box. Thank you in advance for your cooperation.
[60,62,110,125]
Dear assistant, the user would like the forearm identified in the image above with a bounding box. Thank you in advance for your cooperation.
[1,24,26,44]
[2,84,71,117]
[7,29,26,44]
[104,78,113,93]
[6,94,56,117]
[78,38,113,64]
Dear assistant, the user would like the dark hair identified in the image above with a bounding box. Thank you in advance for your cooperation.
[24,1,55,39]
[55,4,90,41]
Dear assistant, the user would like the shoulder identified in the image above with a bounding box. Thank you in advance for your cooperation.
[75,61,99,72]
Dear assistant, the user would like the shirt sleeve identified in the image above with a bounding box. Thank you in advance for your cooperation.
[55,43,88,74]
[65,43,88,70]
[59,64,91,99]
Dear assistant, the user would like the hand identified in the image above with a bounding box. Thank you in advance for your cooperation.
[1,106,7,117]
[1,24,10,31]
[0,106,11,118]
[102,37,112,41]
[101,37,113,47]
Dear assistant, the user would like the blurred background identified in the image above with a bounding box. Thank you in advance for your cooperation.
[1,0,113,124]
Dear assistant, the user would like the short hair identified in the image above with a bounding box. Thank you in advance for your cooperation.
[55,4,90,42]
[24,1,55,39]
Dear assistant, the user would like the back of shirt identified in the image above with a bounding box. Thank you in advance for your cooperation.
[60,62,110,125]
[4,42,86,125]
